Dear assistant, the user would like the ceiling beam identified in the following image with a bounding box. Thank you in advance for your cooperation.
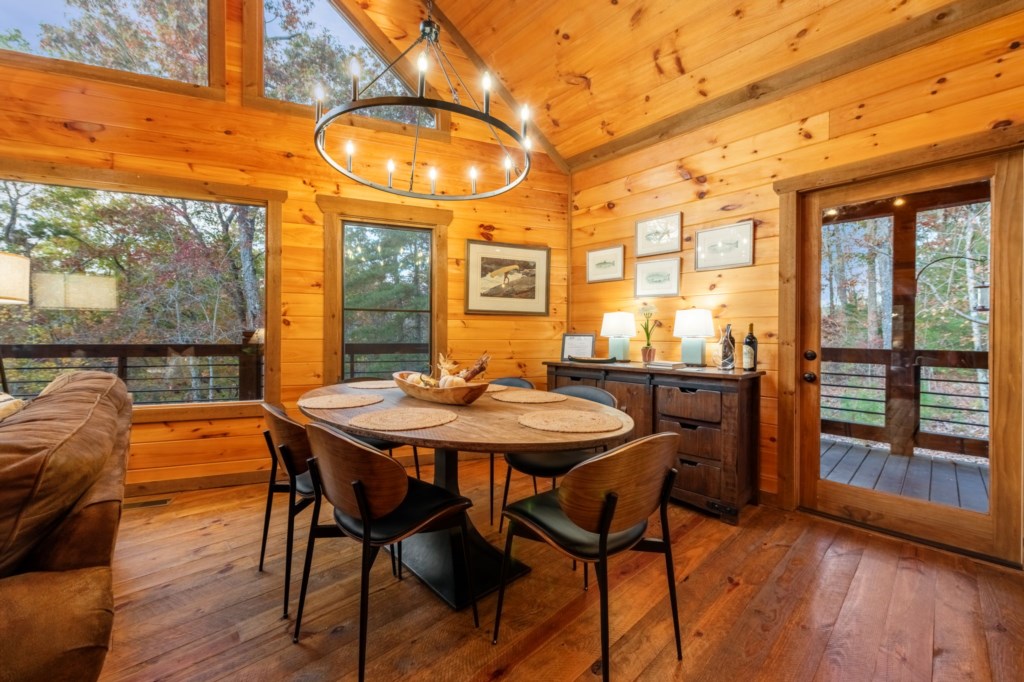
[568,0,1023,171]
[430,2,570,175]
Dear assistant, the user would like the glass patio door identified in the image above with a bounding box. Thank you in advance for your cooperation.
[797,154,1022,564]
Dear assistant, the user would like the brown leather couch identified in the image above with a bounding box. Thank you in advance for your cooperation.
[0,371,132,682]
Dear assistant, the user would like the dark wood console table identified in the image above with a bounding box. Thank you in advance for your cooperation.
[546,360,763,524]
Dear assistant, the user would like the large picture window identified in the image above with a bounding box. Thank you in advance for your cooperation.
[0,179,266,403]
[0,0,211,86]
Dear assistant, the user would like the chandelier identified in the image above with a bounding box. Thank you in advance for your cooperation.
[313,3,531,201]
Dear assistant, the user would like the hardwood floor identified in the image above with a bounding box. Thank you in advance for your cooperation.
[820,437,990,513]
[102,458,1024,681]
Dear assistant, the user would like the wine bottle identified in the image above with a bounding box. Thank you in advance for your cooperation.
[742,323,758,371]
[720,323,735,370]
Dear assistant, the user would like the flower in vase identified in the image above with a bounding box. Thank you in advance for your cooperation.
[638,304,661,347]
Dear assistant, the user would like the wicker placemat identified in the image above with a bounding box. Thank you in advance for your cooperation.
[518,409,624,433]
[484,383,509,393]
[349,407,457,431]
[491,390,568,404]
[347,380,397,389]
[298,394,383,409]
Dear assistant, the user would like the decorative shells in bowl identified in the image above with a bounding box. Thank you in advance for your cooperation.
[392,371,489,405]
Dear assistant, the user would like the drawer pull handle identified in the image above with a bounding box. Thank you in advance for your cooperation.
[678,459,700,467]
[677,387,698,394]
[677,423,699,431]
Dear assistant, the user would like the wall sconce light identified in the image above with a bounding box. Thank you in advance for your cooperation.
[673,308,714,366]
[600,312,637,362]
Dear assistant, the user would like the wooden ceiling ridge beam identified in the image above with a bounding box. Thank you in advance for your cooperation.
[566,0,1024,171]
[429,2,571,175]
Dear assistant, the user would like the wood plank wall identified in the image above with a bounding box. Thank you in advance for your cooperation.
[0,0,568,493]
[568,10,1024,495]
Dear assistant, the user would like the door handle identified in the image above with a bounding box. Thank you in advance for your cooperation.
[803,372,817,383]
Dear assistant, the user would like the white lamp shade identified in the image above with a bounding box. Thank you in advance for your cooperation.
[0,252,30,305]
[673,308,714,338]
[600,311,637,338]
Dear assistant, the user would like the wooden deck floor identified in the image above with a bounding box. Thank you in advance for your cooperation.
[99,458,1024,681]
[820,438,990,513]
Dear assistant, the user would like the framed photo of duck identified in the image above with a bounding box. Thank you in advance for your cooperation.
[694,219,754,271]
[635,212,681,257]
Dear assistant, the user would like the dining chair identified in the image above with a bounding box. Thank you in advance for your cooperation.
[258,403,316,618]
[498,384,618,533]
[486,376,535,525]
[343,376,421,479]
[492,432,682,682]
[293,422,479,681]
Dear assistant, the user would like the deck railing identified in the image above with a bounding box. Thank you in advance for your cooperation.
[820,347,989,458]
[342,342,430,380]
[0,343,263,404]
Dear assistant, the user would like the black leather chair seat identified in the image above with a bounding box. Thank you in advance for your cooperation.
[294,471,315,497]
[504,448,598,479]
[351,433,401,452]
[333,478,471,544]
[503,490,648,560]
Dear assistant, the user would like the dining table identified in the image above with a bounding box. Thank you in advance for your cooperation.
[298,380,635,610]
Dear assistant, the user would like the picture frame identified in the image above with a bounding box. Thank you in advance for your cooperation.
[586,244,624,283]
[464,239,550,315]
[635,212,681,257]
[694,219,755,271]
[635,257,680,297]
[561,333,596,360]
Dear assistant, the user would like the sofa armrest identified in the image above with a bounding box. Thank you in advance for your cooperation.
[0,566,114,682]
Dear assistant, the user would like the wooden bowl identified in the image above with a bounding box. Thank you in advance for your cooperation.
[392,371,489,405]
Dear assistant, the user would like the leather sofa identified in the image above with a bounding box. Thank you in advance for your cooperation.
[0,371,132,682]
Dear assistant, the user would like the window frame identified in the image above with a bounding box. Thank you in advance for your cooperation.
[0,0,226,100]
[318,195,451,385]
[242,0,450,140]
[0,156,284,421]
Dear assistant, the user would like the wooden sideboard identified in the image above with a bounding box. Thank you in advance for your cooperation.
[545,361,763,524]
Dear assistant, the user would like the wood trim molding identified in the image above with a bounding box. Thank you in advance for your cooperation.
[776,189,800,511]
[569,0,1024,171]
[132,402,265,424]
[319,196,452,384]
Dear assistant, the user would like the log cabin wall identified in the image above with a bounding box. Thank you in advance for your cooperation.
[567,10,1024,497]
[0,0,569,493]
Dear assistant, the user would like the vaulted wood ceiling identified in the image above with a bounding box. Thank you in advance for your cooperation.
[343,0,1019,171]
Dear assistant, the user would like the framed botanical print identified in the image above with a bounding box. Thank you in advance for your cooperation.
[695,220,754,271]
[635,212,681,257]
[586,244,624,283]
[635,257,680,297]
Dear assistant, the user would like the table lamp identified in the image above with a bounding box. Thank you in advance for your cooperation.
[600,311,636,361]
[673,308,714,367]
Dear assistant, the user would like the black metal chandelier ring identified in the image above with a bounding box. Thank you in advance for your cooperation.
[314,95,532,202]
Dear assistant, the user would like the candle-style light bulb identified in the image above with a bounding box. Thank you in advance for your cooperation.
[349,58,361,100]
[523,135,532,151]
[429,167,438,195]
[387,159,395,188]
[504,155,512,184]
[482,72,492,114]
[417,52,428,97]
[520,104,530,137]
[314,83,325,120]
[469,166,478,194]
[344,140,354,172]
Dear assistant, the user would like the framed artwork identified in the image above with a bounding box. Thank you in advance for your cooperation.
[586,244,624,283]
[465,240,550,315]
[635,212,681,257]
[695,219,754,271]
[635,257,680,297]
[561,333,596,360]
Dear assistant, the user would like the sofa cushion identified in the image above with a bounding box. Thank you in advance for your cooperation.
[0,372,130,577]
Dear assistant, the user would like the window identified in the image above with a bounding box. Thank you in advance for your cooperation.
[0,179,266,404]
[341,222,431,378]
[0,0,210,86]
[260,0,432,128]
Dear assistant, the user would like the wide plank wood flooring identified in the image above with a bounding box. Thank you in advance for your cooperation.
[102,458,1024,681]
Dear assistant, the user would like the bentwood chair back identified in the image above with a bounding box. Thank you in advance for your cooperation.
[487,376,535,524]
[258,403,316,618]
[294,423,478,682]
[493,432,682,682]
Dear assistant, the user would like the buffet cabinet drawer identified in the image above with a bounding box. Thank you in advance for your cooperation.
[657,419,722,462]
[674,457,721,500]
[656,386,722,423]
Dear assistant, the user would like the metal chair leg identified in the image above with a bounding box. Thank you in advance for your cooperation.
[357,544,381,682]
[489,452,496,526]
[283,491,297,618]
[596,559,610,682]
[292,522,318,643]
[258,460,277,572]
[412,447,421,480]
[492,526,515,644]
[499,465,513,533]
[584,562,589,591]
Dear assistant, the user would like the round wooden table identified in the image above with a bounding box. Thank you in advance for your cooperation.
[299,382,634,610]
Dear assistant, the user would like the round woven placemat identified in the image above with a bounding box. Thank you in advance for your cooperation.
[484,384,508,393]
[298,394,383,409]
[348,407,457,431]
[518,409,624,433]
[490,390,568,404]
[347,380,397,389]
